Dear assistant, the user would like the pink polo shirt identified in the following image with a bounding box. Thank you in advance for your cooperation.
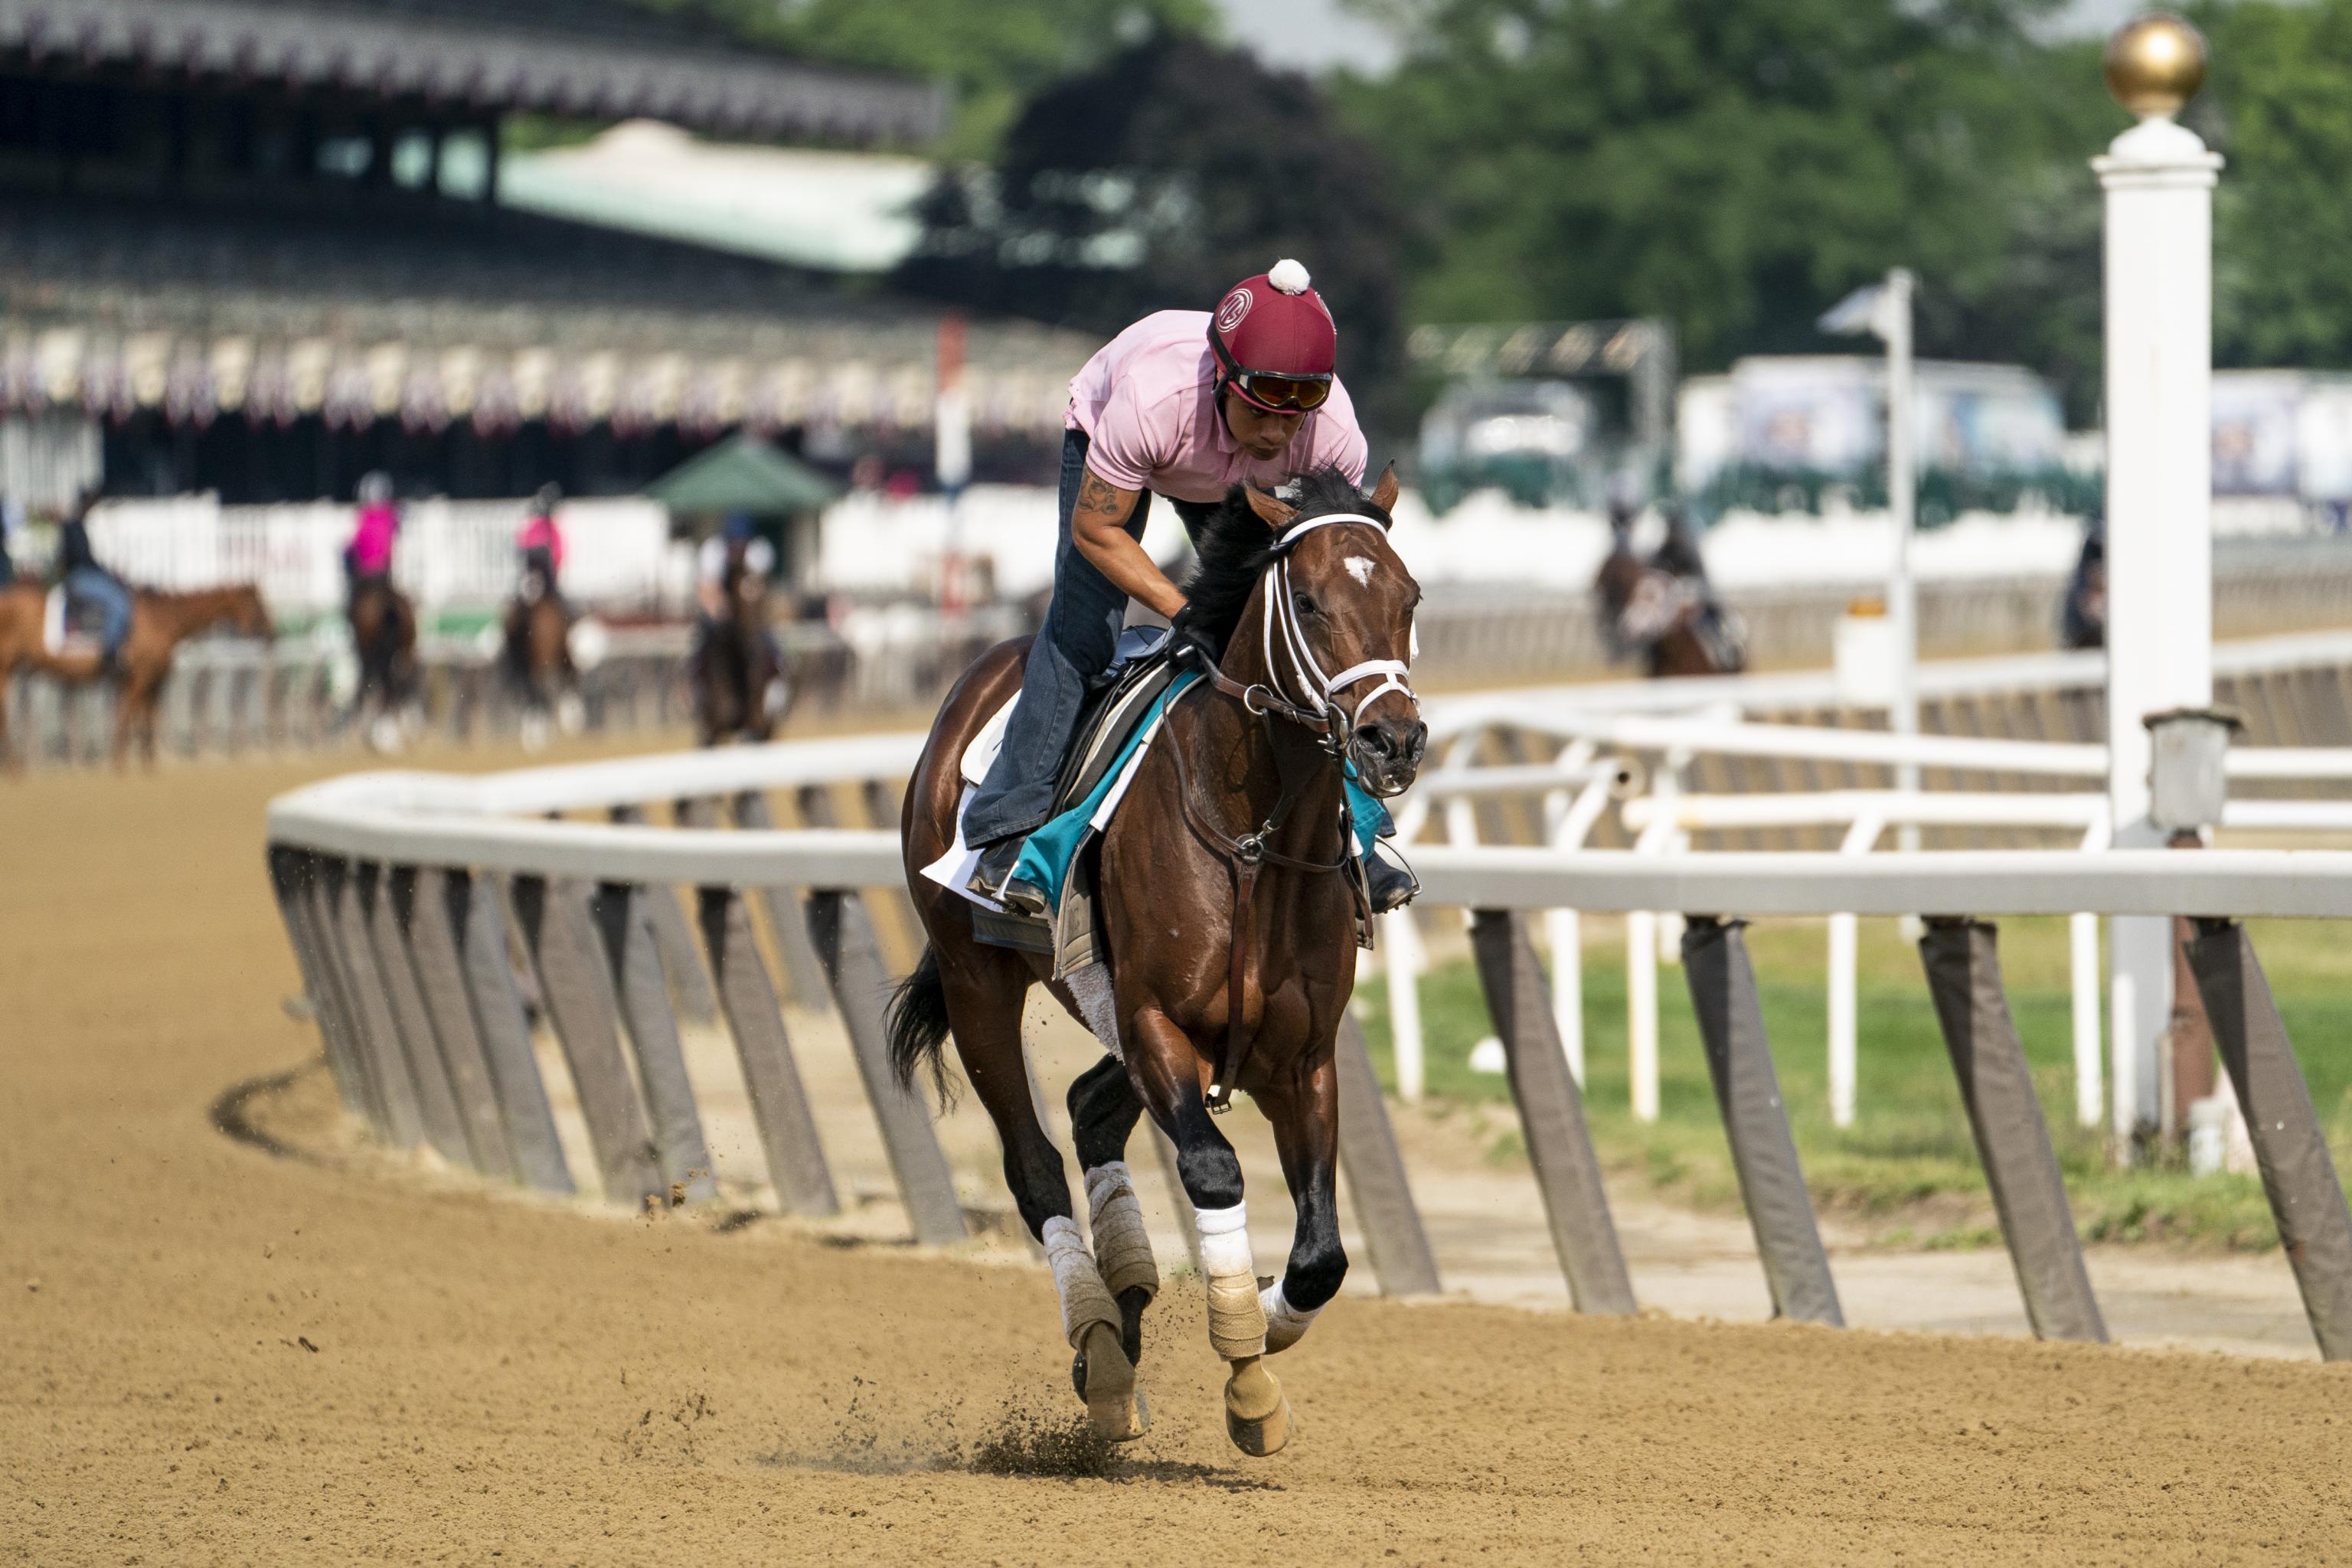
[1066,310,1367,505]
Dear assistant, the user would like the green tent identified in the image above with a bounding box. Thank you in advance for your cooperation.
[645,433,839,518]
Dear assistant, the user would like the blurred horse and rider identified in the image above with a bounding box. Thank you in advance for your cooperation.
[688,512,790,745]
[502,485,583,747]
[0,488,273,769]
[342,472,421,744]
[1592,484,1747,678]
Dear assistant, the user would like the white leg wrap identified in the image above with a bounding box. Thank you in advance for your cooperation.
[1195,1203,1266,1359]
[1041,1215,1120,1351]
[1260,1279,1322,1355]
[1085,1161,1158,1303]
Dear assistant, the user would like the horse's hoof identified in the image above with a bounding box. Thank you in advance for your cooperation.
[1223,1356,1291,1458]
[1076,1321,1147,1442]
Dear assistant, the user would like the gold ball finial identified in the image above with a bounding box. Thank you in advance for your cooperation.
[2104,13,2208,118]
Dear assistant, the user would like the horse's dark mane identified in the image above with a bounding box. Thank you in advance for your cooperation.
[1180,466,1388,655]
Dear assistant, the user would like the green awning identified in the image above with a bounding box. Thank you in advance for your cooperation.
[645,433,840,518]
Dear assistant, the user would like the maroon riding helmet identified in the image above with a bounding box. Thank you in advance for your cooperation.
[1208,259,1337,413]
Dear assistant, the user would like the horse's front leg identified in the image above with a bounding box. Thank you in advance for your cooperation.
[1257,1045,1346,1356]
[1129,1005,1291,1457]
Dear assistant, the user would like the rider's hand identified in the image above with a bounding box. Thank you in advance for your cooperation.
[1168,602,1220,665]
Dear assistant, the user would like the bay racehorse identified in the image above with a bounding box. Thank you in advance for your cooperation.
[0,582,272,770]
[889,466,1423,1456]
[502,576,581,752]
[349,577,421,752]
[691,557,787,746]
[1594,508,1746,678]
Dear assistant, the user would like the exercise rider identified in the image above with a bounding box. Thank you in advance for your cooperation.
[57,491,132,674]
[515,484,565,601]
[965,257,1416,917]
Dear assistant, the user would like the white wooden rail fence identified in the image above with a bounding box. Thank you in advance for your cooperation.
[263,704,2352,1360]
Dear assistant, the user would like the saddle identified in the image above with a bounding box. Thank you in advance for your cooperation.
[1054,636,1185,818]
[948,634,1185,966]
[41,586,103,658]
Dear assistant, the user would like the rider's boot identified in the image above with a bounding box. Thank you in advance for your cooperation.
[969,835,1049,918]
[1366,848,1418,915]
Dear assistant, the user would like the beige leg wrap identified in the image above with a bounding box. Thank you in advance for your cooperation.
[1085,1161,1159,1303]
[1195,1203,1267,1360]
[1041,1215,1120,1351]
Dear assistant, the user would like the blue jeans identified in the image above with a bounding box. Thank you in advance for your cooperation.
[67,567,131,657]
[965,430,1194,846]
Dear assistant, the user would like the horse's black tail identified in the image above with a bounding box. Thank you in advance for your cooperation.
[885,944,955,1107]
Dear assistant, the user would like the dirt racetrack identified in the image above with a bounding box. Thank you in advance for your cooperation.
[5,749,2350,1566]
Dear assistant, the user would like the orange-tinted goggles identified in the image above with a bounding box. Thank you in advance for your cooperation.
[1231,370,1333,413]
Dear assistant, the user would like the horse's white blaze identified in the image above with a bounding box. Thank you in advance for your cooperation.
[1344,554,1377,586]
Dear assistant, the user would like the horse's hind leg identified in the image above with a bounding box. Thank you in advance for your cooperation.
[938,946,1144,1440]
[1127,1004,1290,1458]
[1067,1054,1158,1365]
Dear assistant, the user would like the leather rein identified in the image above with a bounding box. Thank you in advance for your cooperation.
[1163,510,1414,1111]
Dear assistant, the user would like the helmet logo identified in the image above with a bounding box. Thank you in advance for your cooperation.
[1215,287,1254,334]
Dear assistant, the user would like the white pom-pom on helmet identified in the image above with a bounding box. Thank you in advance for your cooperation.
[1266,258,1313,295]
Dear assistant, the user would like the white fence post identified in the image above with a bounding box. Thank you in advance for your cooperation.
[1384,795,1432,1103]
[2071,814,2112,1129]
[2097,24,2221,1153]
[1827,815,1883,1130]
[1544,756,1615,1086]
[1627,815,1674,1122]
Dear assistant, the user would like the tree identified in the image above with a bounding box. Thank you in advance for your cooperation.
[1341,0,2115,417]
[626,0,1219,156]
[893,34,1420,441]
[2199,0,2352,372]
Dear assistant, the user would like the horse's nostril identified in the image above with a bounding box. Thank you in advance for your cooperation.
[1355,724,1394,759]
[1404,720,1428,762]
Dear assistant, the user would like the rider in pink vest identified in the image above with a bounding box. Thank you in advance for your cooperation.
[345,472,400,581]
[965,259,1412,915]
[515,484,565,598]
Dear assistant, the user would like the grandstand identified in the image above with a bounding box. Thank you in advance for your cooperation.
[0,0,1087,507]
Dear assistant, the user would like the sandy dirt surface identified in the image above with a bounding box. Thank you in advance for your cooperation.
[5,750,2350,1565]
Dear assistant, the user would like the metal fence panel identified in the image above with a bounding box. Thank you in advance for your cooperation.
[2184,920,2352,1361]
[696,884,840,1218]
[1681,916,1843,1327]
[805,890,965,1245]
[1469,909,1636,1315]
[1917,918,2106,1344]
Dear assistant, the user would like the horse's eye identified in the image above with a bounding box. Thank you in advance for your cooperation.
[1292,590,1318,618]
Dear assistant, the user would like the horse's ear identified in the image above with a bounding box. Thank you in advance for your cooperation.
[1244,483,1296,530]
[1370,462,1400,518]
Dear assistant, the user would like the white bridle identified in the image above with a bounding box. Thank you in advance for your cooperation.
[1258,511,1418,743]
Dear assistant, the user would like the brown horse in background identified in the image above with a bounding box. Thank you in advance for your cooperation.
[503,583,581,752]
[348,577,421,752]
[691,557,787,746]
[1594,509,1747,678]
[887,466,1424,1458]
[0,582,273,770]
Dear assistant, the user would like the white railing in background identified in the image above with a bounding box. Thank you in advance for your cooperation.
[263,713,2352,1154]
